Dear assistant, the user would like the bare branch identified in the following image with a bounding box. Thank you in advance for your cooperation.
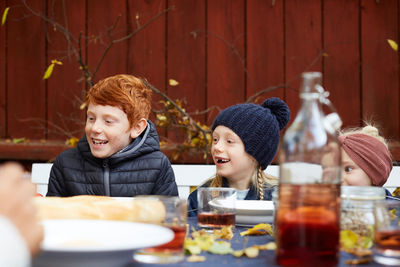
[142,79,211,163]
[91,6,174,80]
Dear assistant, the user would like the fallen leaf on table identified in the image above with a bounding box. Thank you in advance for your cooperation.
[244,247,259,258]
[255,242,277,250]
[232,250,244,257]
[186,255,206,262]
[240,223,273,236]
[213,225,234,240]
[207,241,233,255]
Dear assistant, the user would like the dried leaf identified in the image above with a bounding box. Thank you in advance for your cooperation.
[213,225,234,240]
[65,137,79,147]
[255,242,277,250]
[43,63,55,80]
[2,7,9,26]
[12,137,25,144]
[186,255,206,262]
[169,79,179,86]
[232,250,244,257]
[244,247,259,258]
[387,39,398,51]
[240,223,273,236]
[207,240,233,255]
[51,59,63,65]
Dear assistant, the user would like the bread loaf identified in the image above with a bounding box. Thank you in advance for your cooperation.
[34,195,166,224]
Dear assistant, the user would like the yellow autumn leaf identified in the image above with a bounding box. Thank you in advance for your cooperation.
[240,223,273,236]
[244,246,259,258]
[2,7,9,26]
[387,39,398,51]
[43,63,55,80]
[51,59,63,65]
[12,137,25,144]
[169,79,179,86]
[65,137,79,147]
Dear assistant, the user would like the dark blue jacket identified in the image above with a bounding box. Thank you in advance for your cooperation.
[47,121,178,197]
[187,177,275,217]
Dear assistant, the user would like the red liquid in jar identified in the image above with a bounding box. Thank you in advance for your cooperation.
[276,184,340,266]
[146,225,186,253]
[197,212,235,228]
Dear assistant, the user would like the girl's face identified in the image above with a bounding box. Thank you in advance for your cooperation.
[211,126,257,185]
[341,149,372,186]
[85,103,135,158]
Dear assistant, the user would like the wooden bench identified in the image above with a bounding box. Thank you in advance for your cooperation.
[31,163,399,198]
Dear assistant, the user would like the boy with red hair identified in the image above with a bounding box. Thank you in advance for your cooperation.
[47,74,178,197]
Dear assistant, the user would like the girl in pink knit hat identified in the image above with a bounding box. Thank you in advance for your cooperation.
[338,125,393,193]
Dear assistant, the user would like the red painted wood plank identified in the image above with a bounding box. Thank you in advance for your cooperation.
[167,0,206,122]
[166,0,206,163]
[246,0,284,103]
[47,0,86,141]
[0,140,69,161]
[285,0,323,118]
[207,0,245,124]
[0,1,6,137]
[87,0,127,82]
[127,0,167,123]
[361,0,399,141]
[323,0,360,127]
[7,0,46,139]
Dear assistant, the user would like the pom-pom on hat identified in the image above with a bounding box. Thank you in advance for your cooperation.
[212,97,290,170]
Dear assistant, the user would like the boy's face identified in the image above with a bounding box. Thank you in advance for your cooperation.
[211,125,257,186]
[85,103,135,158]
[341,149,372,186]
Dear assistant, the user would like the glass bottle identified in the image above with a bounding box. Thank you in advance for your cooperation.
[276,72,342,266]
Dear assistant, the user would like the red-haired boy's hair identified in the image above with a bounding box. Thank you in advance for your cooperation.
[84,74,152,127]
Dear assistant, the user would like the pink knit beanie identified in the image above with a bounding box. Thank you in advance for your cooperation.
[338,133,392,186]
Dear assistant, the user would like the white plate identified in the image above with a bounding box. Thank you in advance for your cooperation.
[236,215,274,226]
[235,200,275,216]
[33,219,173,267]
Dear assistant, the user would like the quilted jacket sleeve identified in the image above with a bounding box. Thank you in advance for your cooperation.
[150,156,178,196]
[46,156,67,197]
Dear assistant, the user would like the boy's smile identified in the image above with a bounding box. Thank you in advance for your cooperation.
[85,103,135,158]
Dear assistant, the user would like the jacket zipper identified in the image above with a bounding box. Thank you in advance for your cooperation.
[103,159,110,196]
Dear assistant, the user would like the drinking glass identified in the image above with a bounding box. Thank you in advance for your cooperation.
[197,187,236,229]
[133,196,187,264]
[373,200,400,265]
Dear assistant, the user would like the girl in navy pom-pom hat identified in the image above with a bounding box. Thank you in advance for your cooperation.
[188,97,290,217]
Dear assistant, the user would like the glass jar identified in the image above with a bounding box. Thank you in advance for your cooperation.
[276,72,342,266]
[341,186,386,249]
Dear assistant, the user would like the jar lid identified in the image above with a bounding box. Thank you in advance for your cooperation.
[341,186,386,200]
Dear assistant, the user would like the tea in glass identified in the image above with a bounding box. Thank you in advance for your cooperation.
[133,196,187,264]
[373,200,400,265]
[197,187,236,229]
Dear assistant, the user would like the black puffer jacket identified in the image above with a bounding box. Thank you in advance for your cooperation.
[47,121,178,197]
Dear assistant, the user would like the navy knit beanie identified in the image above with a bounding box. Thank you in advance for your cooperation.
[212,97,290,170]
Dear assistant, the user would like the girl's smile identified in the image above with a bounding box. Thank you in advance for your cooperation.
[211,125,257,189]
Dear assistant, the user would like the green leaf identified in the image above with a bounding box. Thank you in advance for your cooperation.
[2,7,9,26]
[43,63,55,80]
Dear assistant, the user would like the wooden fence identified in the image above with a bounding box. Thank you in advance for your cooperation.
[1,0,399,163]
